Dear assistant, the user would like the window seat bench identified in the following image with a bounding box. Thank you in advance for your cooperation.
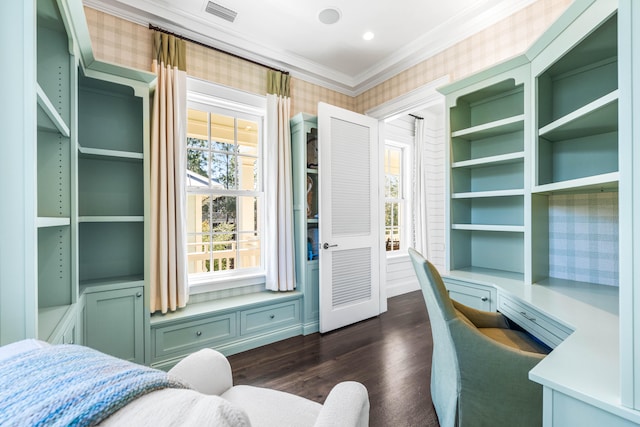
[149,290,303,369]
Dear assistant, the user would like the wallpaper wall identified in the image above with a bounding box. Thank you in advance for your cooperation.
[84,0,571,116]
[549,192,619,287]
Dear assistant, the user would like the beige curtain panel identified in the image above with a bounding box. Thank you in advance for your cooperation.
[265,70,295,291]
[150,31,189,313]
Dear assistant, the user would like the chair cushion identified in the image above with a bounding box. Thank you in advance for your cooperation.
[221,385,322,427]
[101,389,251,426]
[479,327,550,354]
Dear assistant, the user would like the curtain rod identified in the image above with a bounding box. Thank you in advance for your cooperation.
[149,24,289,75]
[409,113,424,120]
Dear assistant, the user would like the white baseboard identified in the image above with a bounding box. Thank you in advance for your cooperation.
[386,279,420,298]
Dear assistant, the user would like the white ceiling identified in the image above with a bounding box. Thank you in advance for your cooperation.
[83,0,536,96]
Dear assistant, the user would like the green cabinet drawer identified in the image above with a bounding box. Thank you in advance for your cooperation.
[443,278,496,312]
[241,300,300,336]
[152,314,236,361]
[498,293,572,348]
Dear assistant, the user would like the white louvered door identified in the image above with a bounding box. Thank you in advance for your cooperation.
[318,102,381,333]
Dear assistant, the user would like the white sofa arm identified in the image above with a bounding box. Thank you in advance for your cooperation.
[168,348,233,396]
[314,381,370,427]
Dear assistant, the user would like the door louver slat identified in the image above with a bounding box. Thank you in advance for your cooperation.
[331,248,371,308]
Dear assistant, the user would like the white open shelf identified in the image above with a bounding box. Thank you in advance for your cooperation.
[36,84,70,137]
[533,171,619,194]
[79,216,144,223]
[452,189,525,199]
[539,90,618,141]
[37,217,71,228]
[452,224,525,232]
[78,145,143,161]
[452,114,524,140]
[452,151,525,169]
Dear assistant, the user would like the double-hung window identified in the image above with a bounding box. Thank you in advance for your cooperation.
[384,143,408,253]
[185,79,266,290]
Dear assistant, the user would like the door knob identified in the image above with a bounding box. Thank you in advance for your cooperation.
[323,243,338,249]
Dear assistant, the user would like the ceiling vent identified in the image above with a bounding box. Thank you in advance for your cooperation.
[205,1,237,23]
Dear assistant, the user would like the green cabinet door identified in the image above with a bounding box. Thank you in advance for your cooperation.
[85,286,144,363]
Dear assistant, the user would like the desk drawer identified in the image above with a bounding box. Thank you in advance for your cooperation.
[443,278,496,312]
[241,300,300,336]
[152,314,236,361]
[498,293,572,348]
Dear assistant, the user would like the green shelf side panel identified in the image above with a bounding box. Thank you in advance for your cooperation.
[538,14,618,127]
[78,157,144,216]
[452,162,524,194]
[451,230,524,274]
[452,196,524,226]
[37,24,71,127]
[453,130,525,163]
[538,131,618,185]
[38,226,72,308]
[450,80,523,131]
[78,75,143,153]
[79,222,144,282]
[37,131,71,218]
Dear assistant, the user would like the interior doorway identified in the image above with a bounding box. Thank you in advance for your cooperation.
[366,76,448,298]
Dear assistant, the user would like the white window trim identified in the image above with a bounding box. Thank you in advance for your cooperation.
[186,77,268,293]
[385,139,413,258]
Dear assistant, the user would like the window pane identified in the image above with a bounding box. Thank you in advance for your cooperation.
[187,236,211,274]
[186,193,211,234]
[385,202,401,252]
[237,232,261,269]
[387,148,401,175]
[211,196,237,229]
[212,232,236,271]
[187,109,208,143]
[187,149,210,187]
[386,175,399,198]
[236,196,259,232]
[238,155,258,191]
[211,152,237,190]
[211,113,236,151]
[238,118,259,156]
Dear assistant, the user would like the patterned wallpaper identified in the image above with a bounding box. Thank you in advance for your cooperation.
[83,7,355,116]
[356,0,572,112]
[548,192,619,287]
[84,0,571,116]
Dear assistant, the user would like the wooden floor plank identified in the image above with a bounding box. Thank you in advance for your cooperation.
[228,290,440,427]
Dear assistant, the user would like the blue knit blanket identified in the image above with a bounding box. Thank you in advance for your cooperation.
[0,344,187,427]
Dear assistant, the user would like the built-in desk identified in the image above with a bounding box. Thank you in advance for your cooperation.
[444,270,640,426]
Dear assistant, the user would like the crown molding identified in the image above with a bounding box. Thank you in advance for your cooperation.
[351,0,538,95]
[83,0,537,97]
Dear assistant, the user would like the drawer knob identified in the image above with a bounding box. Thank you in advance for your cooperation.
[269,314,275,319]
[481,297,488,302]
[196,331,202,336]
[136,292,142,298]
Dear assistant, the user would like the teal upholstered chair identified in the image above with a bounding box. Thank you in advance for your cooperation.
[408,248,549,427]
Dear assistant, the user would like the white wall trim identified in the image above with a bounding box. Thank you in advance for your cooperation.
[366,76,450,121]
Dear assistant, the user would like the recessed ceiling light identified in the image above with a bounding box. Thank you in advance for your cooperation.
[318,8,341,25]
[363,31,375,41]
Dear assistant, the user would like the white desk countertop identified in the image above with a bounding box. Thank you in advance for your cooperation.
[444,269,640,424]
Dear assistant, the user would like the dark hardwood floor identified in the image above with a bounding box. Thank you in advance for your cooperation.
[227,291,440,427]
